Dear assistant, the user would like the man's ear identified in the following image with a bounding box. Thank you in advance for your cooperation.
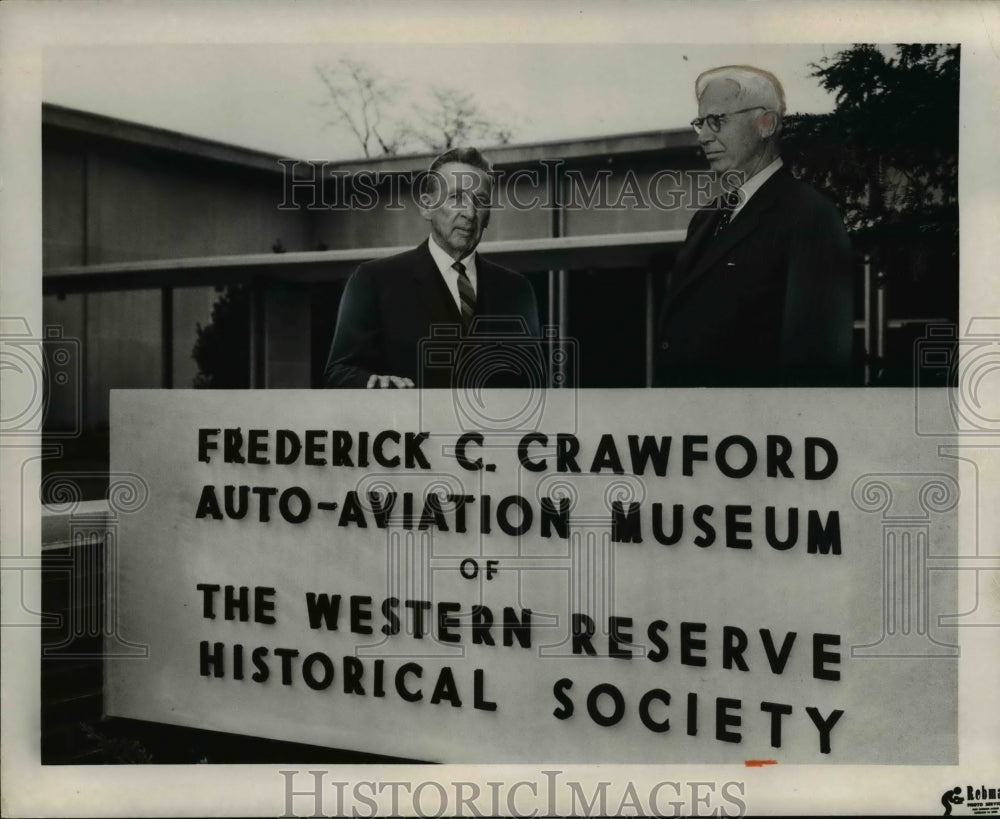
[758,111,779,139]
[418,192,433,223]
[481,207,491,231]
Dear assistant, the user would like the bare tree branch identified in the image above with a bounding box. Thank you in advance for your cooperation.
[314,60,516,158]
[315,59,406,157]
[408,87,512,152]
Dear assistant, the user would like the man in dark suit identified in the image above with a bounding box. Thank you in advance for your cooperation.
[324,147,541,389]
[654,65,854,387]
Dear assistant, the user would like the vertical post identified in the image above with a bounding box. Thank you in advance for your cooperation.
[644,269,655,387]
[863,256,872,386]
[547,272,557,329]
[248,282,257,389]
[248,280,266,389]
[876,270,887,379]
[549,161,568,388]
[557,270,568,388]
[81,292,90,430]
[81,152,90,428]
[262,284,313,388]
[160,286,173,389]
[547,270,557,388]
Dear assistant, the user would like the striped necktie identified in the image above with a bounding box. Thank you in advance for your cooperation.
[714,188,742,235]
[453,261,476,329]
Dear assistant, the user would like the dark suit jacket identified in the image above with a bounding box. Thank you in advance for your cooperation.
[324,240,541,388]
[654,167,853,387]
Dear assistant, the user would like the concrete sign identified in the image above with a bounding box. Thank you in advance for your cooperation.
[107,388,958,763]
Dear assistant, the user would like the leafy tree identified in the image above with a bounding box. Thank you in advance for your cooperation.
[783,44,959,381]
[783,44,958,287]
[192,285,251,388]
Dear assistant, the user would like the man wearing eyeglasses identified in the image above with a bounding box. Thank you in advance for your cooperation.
[324,147,540,388]
[653,65,853,387]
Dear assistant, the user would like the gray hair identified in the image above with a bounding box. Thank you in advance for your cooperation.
[423,146,494,199]
[695,65,786,117]
[428,146,493,176]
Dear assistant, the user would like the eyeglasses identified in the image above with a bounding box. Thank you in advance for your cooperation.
[690,106,767,134]
[446,191,492,211]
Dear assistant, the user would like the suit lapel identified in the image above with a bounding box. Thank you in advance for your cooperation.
[667,169,793,306]
[670,208,720,289]
[475,256,494,315]
[414,239,464,325]
[410,239,437,296]
[402,241,438,343]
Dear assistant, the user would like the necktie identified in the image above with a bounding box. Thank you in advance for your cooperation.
[714,188,742,235]
[453,261,476,329]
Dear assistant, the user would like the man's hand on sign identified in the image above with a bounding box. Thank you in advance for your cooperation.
[366,374,415,389]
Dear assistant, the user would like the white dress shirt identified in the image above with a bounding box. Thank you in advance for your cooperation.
[730,157,784,221]
[427,234,478,313]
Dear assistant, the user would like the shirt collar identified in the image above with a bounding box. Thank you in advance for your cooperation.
[428,234,477,277]
[730,157,783,216]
